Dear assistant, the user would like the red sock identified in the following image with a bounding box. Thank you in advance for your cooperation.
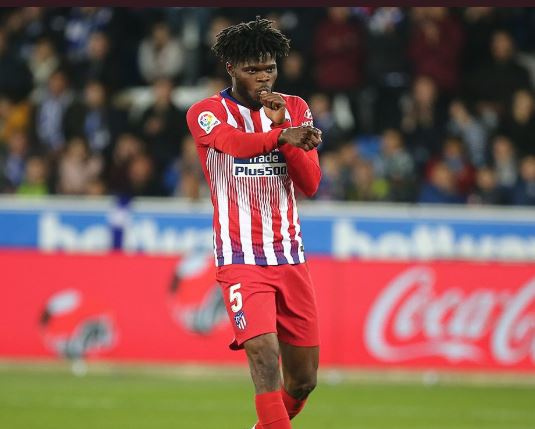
[281,388,307,419]
[255,391,291,429]
[255,389,306,428]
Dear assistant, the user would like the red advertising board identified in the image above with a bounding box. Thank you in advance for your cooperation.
[0,251,534,371]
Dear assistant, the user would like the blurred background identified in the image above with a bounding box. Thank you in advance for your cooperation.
[0,7,534,429]
[0,6,534,203]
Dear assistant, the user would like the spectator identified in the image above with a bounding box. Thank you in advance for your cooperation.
[336,142,360,189]
[419,161,465,204]
[275,51,313,99]
[498,89,535,158]
[468,166,504,205]
[466,30,531,119]
[71,31,120,93]
[427,136,476,197]
[365,7,410,132]
[491,135,518,193]
[316,151,345,200]
[16,155,48,195]
[401,75,448,173]
[408,7,464,94]
[56,137,103,194]
[448,99,487,167]
[308,92,345,153]
[313,7,365,132]
[126,152,163,197]
[27,37,60,101]
[32,68,74,152]
[375,129,416,202]
[0,95,31,145]
[0,130,30,192]
[63,80,125,156]
[198,15,234,82]
[164,135,207,199]
[86,177,107,195]
[512,155,535,205]
[0,28,33,101]
[138,21,185,84]
[461,7,504,73]
[345,160,389,202]
[136,77,186,173]
[106,132,143,195]
[63,7,113,64]
[3,8,51,58]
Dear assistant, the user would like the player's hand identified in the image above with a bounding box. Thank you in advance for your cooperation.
[278,126,322,151]
[260,91,286,125]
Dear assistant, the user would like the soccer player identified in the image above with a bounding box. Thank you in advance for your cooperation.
[186,17,321,429]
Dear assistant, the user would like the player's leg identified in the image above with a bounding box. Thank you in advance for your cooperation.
[244,333,291,429]
[252,343,319,429]
[280,342,319,415]
[244,333,281,393]
[216,265,291,429]
[253,263,320,429]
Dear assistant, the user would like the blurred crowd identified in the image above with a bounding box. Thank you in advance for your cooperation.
[1,7,535,206]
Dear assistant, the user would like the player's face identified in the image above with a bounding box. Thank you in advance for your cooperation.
[229,55,278,109]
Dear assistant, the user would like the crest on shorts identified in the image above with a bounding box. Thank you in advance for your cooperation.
[234,310,247,330]
[198,111,221,134]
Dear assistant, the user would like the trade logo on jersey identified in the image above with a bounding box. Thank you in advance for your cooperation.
[304,109,313,119]
[198,111,221,134]
[234,310,247,330]
[233,151,287,177]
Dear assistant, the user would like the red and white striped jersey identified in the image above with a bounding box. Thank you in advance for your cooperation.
[186,89,321,267]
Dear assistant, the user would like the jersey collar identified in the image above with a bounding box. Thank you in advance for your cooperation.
[220,87,262,111]
[220,88,243,106]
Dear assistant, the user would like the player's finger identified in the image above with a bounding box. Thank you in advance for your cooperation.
[311,127,322,138]
[309,135,321,146]
[301,138,316,151]
[304,134,320,147]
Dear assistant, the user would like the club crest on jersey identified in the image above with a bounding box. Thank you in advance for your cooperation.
[198,111,221,134]
[233,151,287,177]
[304,109,313,119]
[234,310,247,330]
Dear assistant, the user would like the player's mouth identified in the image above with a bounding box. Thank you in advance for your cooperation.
[256,87,271,95]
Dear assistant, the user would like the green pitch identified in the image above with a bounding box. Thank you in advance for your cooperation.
[1,364,534,429]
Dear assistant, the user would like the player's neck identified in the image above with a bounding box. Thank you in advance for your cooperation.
[229,87,261,110]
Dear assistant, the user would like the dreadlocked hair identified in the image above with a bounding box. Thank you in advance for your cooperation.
[212,16,290,65]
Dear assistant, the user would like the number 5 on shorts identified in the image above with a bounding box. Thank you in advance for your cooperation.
[229,283,243,313]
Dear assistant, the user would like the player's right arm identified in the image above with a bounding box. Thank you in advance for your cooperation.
[186,99,286,158]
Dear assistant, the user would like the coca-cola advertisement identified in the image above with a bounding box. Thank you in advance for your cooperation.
[312,259,535,370]
[0,250,533,371]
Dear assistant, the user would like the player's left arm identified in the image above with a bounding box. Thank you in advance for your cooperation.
[278,97,322,197]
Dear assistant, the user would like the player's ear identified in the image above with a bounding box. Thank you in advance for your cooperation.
[226,62,234,78]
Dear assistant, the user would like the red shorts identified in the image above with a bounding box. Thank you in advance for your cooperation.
[216,262,319,350]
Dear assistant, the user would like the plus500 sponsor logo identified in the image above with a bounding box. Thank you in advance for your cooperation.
[364,266,535,365]
[233,152,287,177]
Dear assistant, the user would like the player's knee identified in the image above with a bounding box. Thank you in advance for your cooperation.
[287,374,317,400]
